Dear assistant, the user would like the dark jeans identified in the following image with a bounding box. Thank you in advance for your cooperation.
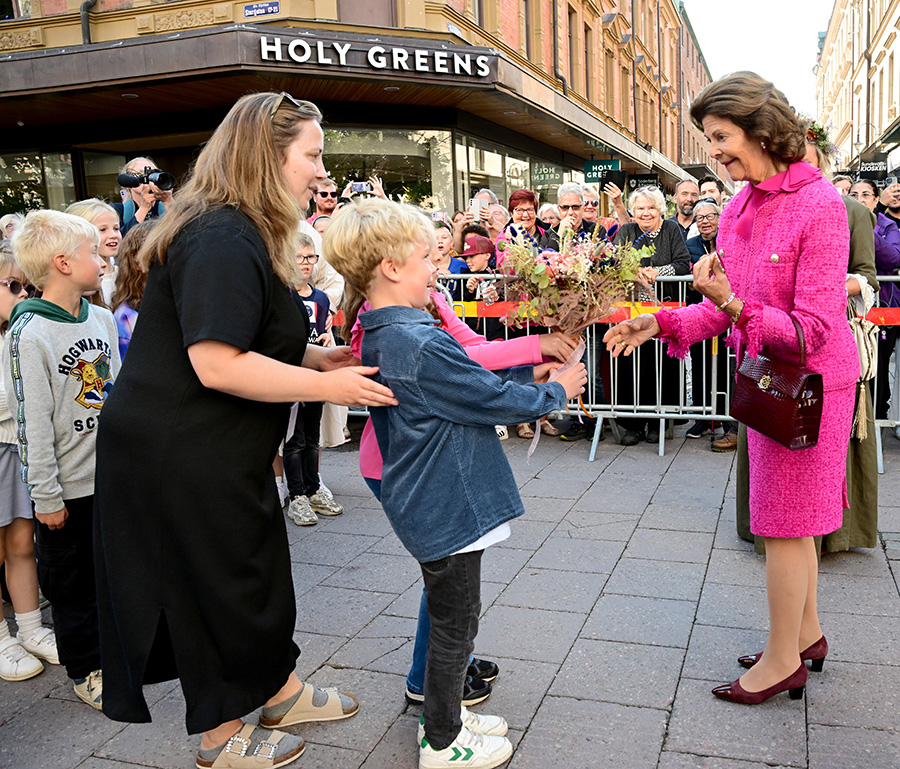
[283,401,323,499]
[34,495,100,679]
[874,326,900,420]
[420,550,483,750]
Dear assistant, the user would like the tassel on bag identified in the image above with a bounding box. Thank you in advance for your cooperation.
[851,380,868,440]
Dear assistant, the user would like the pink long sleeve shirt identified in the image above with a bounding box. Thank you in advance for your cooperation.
[352,292,544,480]
[655,162,859,391]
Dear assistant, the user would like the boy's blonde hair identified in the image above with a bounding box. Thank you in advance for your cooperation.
[323,199,435,342]
[66,198,119,225]
[11,210,99,290]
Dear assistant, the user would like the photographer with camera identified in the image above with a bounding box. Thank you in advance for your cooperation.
[112,156,175,236]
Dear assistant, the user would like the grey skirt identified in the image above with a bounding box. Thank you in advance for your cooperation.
[0,443,33,527]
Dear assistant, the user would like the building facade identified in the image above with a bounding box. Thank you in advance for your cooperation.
[816,0,900,177]
[0,0,725,216]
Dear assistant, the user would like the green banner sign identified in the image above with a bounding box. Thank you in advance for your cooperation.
[584,159,620,182]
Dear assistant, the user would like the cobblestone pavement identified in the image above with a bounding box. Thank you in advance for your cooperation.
[3,419,900,769]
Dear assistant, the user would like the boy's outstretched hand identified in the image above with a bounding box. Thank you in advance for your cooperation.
[550,361,588,400]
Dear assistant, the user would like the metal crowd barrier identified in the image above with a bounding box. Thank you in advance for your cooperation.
[437,273,900,466]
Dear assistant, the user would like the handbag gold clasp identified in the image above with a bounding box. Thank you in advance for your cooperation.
[758,374,772,391]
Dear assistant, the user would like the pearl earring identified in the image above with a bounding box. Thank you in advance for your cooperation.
[761,141,767,151]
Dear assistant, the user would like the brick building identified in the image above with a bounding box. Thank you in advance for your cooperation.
[0,0,726,214]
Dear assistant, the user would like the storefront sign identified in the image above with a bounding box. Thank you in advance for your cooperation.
[244,2,280,18]
[260,35,496,79]
[531,163,563,186]
[584,159,620,182]
[627,173,659,191]
[859,153,888,181]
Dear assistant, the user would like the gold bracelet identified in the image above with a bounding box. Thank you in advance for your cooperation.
[730,300,744,324]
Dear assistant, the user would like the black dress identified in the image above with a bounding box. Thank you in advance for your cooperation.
[94,208,309,734]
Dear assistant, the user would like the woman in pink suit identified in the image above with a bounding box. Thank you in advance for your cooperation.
[604,72,858,705]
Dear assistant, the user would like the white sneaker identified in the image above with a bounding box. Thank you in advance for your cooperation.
[287,495,318,526]
[18,626,59,665]
[276,479,289,510]
[309,490,343,516]
[418,707,508,742]
[494,425,509,440]
[73,669,103,710]
[419,726,512,769]
[317,475,334,499]
[0,636,44,681]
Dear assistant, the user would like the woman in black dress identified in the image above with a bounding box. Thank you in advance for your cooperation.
[94,93,397,769]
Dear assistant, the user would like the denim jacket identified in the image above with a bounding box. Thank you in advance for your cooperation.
[360,306,567,562]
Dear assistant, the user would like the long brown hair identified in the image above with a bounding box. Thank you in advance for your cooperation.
[112,220,154,311]
[138,92,322,286]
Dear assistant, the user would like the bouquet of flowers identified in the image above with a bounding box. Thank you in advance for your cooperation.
[497,226,656,337]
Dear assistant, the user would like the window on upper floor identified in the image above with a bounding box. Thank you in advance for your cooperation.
[568,6,578,86]
[584,23,593,101]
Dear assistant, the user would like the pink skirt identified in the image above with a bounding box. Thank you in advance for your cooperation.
[748,383,855,538]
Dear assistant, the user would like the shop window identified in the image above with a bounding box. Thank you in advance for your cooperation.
[0,151,75,215]
[83,151,128,205]
[322,128,453,214]
[505,153,530,197]
[467,139,504,201]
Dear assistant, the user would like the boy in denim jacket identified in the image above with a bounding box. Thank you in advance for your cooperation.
[326,200,586,769]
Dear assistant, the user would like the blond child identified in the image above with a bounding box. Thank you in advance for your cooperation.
[66,198,122,306]
[0,240,58,682]
[326,199,586,769]
[3,210,121,708]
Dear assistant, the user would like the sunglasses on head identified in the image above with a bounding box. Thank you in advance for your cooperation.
[269,91,305,120]
[0,278,36,297]
[317,191,338,198]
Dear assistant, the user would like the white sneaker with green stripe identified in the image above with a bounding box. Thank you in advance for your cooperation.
[418,725,512,769]
[418,707,508,743]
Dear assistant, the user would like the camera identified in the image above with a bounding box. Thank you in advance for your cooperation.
[117,166,176,191]
[351,181,372,193]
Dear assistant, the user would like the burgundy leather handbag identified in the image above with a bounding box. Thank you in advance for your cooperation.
[730,316,823,450]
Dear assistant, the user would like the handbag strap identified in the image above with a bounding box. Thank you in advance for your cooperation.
[789,315,807,368]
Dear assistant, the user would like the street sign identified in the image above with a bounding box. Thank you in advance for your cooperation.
[584,159,620,182]
[859,153,888,181]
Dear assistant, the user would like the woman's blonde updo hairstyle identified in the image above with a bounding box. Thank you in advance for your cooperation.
[690,71,805,165]
[138,92,322,287]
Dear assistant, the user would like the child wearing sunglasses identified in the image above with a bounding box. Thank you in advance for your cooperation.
[0,240,59,683]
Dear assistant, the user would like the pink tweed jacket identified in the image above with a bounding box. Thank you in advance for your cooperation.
[658,163,859,391]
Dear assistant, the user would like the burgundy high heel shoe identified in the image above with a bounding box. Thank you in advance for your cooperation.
[712,663,807,704]
[738,635,828,672]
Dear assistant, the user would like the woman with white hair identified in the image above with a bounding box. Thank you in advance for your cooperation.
[612,185,690,445]
[538,203,560,228]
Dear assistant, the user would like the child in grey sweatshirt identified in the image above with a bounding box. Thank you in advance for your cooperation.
[3,210,121,710]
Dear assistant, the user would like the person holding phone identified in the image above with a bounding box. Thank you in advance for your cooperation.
[877,176,900,228]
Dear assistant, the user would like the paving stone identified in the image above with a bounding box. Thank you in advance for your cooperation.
[878,506,900,533]
[605,557,706,601]
[581,594,697,648]
[817,547,891,578]
[460,656,559,732]
[695,584,769,631]
[704,548,767,588]
[322,552,422,595]
[497,568,608,613]
[816,573,900,616]
[294,585,395,637]
[481,547,533,583]
[807,723,900,769]
[508,696,666,769]
[625,528,714,563]
[0,661,69,726]
[75,759,151,769]
[658,753,794,769]
[475,605,584,664]
[573,474,659,514]
[299,666,406,753]
[519,476,594,499]
[326,615,416,671]
[94,691,195,769]
[549,638,685,709]
[494,519,559,549]
[289,531,382,567]
[557,509,641,541]
[807,660,900,730]
[639,502,722,533]
[315,506,394,537]
[713,523,756,552]
[680,624,766,683]
[817,610,900,665]
[519,495,576,522]
[356,712,419,769]
[365,531,411,557]
[292,631,351,680]
[665,677,807,766]
[289,561,339,599]
[289,742,367,769]
[526,536,625,574]
[382,581,425,619]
